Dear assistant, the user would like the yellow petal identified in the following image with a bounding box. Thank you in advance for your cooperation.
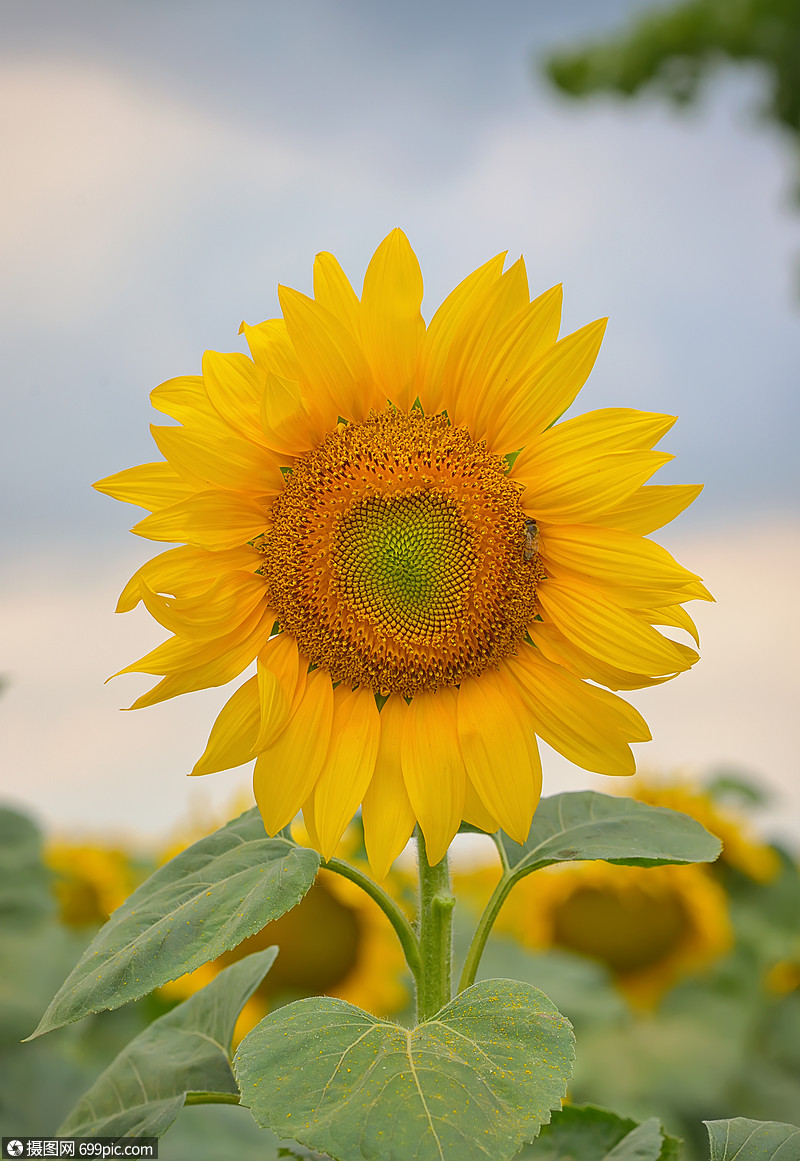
[362,695,416,879]
[360,228,425,412]
[512,408,677,470]
[529,620,673,692]
[507,646,649,776]
[491,317,607,451]
[132,490,270,549]
[470,283,564,439]
[191,676,259,776]
[259,372,318,457]
[413,253,506,415]
[462,776,500,835]
[116,545,259,612]
[150,375,218,425]
[93,462,195,511]
[639,604,701,646]
[253,668,334,834]
[139,572,268,640]
[124,606,274,709]
[455,670,539,845]
[592,483,704,535]
[150,425,284,495]
[518,450,673,524]
[311,686,381,861]
[117,601,269,678]
[539,523,706,592]
[537,573,698,677]
[278,284,381,422]
[201,350,269,447]
[254,632,303,751]
[401,689,465,865]
[313,251,361,334]
[437,258,532,431]
[239,319,303,381]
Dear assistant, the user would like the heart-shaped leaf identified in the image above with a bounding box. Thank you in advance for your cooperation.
[59,947,277,1138]
[235,978,574,1161]
[30,809,319,1037]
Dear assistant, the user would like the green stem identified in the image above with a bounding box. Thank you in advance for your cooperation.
[184,1092,241,1106]
[458,873,515,993]
[415,830,455,1022]
[325,856,422,982]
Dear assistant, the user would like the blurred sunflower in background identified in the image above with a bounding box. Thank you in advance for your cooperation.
[621,774,780,884]
[495,860,732,1007]
[95,229,710,874]
[45,842,147,929]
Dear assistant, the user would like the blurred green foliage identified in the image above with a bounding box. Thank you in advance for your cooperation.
[3,791,800,1160]
[543,0,800,190]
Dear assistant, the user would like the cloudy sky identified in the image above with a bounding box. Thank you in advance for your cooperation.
[1,0,797,850]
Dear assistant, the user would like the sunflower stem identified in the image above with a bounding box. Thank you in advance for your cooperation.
[324,856,422,981]
[415,831,455,1022]
[457,873,515,993]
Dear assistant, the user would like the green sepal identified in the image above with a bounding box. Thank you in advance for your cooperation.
[30,808,319,1038]
[235,978,575,1161]
[59,948,277,1139]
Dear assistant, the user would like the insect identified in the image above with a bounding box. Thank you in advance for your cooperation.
[523,518,540,562]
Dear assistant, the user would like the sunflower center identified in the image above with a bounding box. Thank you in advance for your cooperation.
[334,490,474,639]
[259,407,544,696]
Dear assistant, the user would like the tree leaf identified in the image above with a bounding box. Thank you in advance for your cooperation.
[705,1118,800,1161]
[59,947,277,1138]
[496,792,721,882]
[235,978,575,1161]
[30,808,319,1038]
[517,1104,680,1161]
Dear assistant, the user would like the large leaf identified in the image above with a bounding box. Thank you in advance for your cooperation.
[235,978,574,1161]
[30,809,319,1037]
[705,1118,800,1161]
[496,792,721,881]
[59,947,277,1138]
[518,1104,679,1161]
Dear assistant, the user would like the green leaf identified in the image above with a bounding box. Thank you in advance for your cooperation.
[705,1118,800,1161]
[59,947,276,1138]
[30,808,319,1038]
[517,1104,681,1161]
[496,792,721,882]
[520,1105,676,1161]
[235,978,575,1161]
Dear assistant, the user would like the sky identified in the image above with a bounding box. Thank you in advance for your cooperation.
[1,0,798,852]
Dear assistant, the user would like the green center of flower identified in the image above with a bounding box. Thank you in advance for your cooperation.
[333,491,474,639]
[259,407,544,696]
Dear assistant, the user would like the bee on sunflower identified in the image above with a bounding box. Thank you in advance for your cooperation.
[95,229,710,876]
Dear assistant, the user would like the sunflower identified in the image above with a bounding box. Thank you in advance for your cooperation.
[95,230,710,874]
[492,860,732,1007]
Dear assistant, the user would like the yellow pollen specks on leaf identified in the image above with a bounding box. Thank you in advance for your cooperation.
[258,407,544,696]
